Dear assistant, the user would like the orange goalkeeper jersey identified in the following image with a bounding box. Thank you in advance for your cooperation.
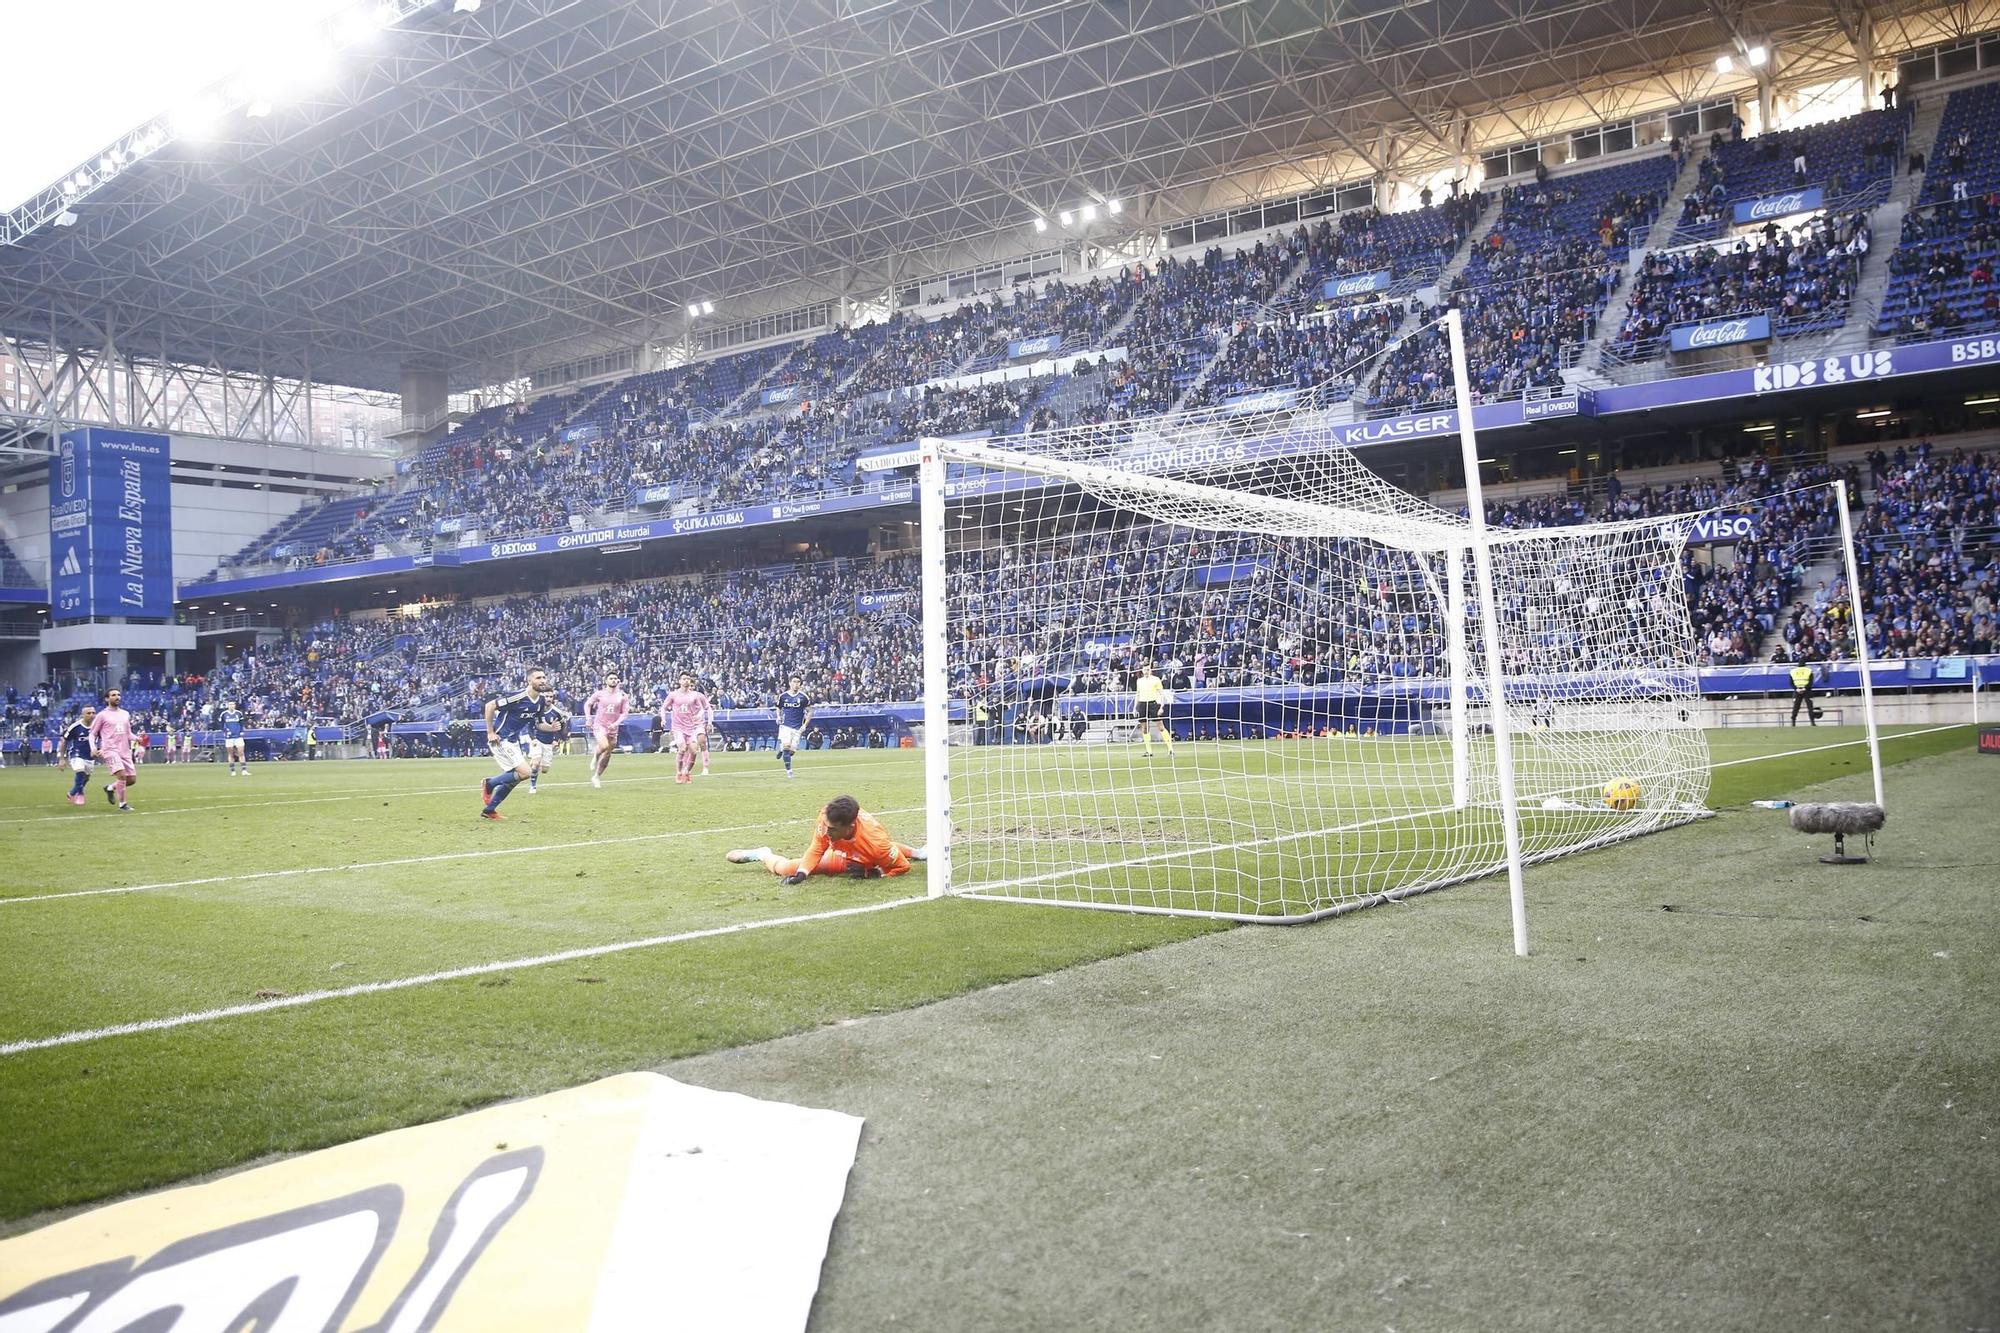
[800,807,911,876]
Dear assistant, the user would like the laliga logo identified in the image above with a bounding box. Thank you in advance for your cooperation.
[1748,192,1810,219]
[1688,319,1755,348]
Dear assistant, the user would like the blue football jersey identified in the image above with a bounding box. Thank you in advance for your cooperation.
[778,691,811,729]
[489,689,542,744]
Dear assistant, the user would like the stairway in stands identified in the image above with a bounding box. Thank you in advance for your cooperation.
[718,344,802,419]
[1169,244,1318,410]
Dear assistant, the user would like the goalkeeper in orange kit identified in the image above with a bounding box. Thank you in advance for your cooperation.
[726,793,928,884]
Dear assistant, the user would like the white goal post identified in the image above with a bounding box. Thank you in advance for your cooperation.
[916,312,1714,950]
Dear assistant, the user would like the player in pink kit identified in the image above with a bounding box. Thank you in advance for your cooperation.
[584,672,632,790]
[89,687,140,812]
[663,673,711,784]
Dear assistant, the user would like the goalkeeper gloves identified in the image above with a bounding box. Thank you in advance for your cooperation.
[781,870,810,886]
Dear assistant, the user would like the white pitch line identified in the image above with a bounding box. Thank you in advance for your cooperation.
[972,802,1466,894]
[1,804,924,907]
[0,895,932,1057]
[1705,721,1964,771]
[0,752,914,825]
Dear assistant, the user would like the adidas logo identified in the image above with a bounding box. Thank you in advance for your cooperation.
[56,546,81,578]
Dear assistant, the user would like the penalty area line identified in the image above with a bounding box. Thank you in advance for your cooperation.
[1,804,925,907]
[0,895,932,1058]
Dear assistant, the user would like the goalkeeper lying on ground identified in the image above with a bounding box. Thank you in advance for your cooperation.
[727,793,928,884]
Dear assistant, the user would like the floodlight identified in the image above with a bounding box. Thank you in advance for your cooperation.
[1081,203,1098,222]
[1033,217,1048,232]
[54,210,78,227]
[1715,54,1733,73]
[453,0,481,12]
[1059,210,1074,227]
[1107,198,1122,214]
[174,98,221,139]
[687,303,701,317]
[702,300,716,315]
[1746,45,1768,67]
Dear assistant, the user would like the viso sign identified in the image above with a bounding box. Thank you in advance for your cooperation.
[1732,186,1824,225]
[1686,512,1759,544]
[1323,270,1391,300]
[48,427,173,621]
[1669,313,1771,352]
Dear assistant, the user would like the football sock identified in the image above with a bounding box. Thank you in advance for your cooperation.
[69,771,87,797]
[782,749,793,772]
[487,770,521,810]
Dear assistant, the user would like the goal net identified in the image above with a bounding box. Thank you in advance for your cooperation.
[916,321,1711,925]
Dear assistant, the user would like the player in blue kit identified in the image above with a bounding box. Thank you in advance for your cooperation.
[480,667,550,820]
[526,691,570,794]
[222,703,248,776]
[775,675,813,779]
[61,706,96,805]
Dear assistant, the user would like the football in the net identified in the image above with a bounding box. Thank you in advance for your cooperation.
[1601,777,1642,811]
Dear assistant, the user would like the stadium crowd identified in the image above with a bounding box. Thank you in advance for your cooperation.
[23,443,1998,755]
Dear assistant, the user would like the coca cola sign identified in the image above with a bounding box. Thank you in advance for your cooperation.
[1731,186,1823,225]
[1670,312,1771,352]
[1322,269,1391,299]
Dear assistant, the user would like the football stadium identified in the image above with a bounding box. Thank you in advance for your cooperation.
[1,0,1997,1327]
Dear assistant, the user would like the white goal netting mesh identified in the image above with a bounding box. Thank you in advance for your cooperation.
[931,380,1710,921]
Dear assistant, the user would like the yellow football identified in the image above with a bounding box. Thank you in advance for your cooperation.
[1602,777,1642,811]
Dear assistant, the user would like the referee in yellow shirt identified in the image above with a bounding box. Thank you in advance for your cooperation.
[1134,663,1176,758]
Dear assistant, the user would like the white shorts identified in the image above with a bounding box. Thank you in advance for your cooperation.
[226,737,245,752]
[491,740,528,771]
[69,756,93,774]
[530,740,555,768]
[777,725,802,751]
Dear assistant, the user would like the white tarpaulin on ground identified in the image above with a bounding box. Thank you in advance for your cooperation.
[0,1072,863,1332]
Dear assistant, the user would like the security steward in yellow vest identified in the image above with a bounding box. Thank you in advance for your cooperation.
[1789,664,1821,726]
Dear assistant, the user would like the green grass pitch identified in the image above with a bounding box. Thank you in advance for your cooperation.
[0,724,1992,1328]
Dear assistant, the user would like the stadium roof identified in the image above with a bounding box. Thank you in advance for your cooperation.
[0,0,1979,393]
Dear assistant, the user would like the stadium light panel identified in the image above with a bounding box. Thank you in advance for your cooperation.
[1059,210,1074,227]
[1081,203,1098,222]
[453,0,481,11]
[1033,217,1048,232]
[1746,45,1768,67]
[1715,54,1733,73]
[1107,198,1122,214]
[687,303,701,317]
[173,98,222,140]
[702,300,716,315]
